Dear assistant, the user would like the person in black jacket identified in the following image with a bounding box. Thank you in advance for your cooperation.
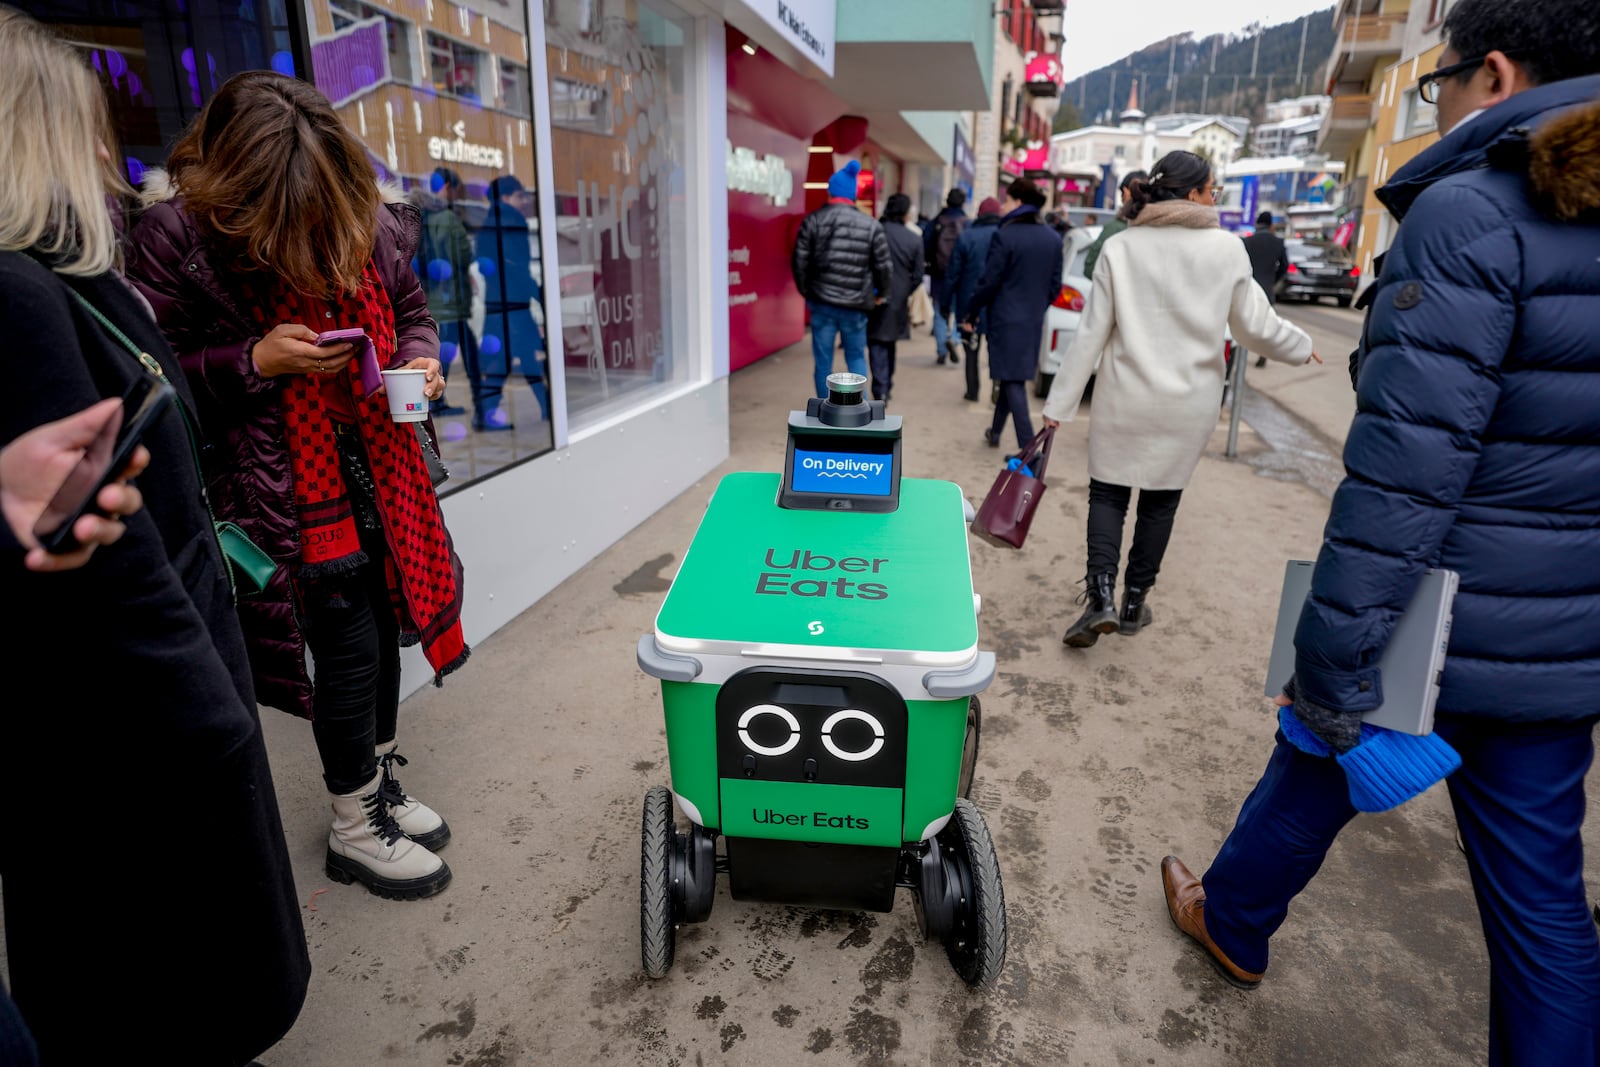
[924,188,969,364]
[0,10,309,1061]
[867,194,926,402]
[963,178,1064,449]
[791,160,892,397]
[1240,212,1289,367]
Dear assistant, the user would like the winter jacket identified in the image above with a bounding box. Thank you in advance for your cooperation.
[1295,78,1600,724]
[1041,200,1311,490]
[965,206,1065,382]
[946,212,1002,327]
[868,221,926,343]
[125,173,440,717]
[1241,225,1288,302]
[416,195,475,323]
[1082,216,1127,280]
[0,254,308,1060]
[791,201,892,312]
[923,204,969,281]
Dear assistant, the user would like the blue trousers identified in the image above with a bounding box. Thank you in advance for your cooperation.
[1203,717,1600,1066]
[808,302,867,398]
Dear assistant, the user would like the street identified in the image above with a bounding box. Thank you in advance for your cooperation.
[257,304,1597,1066]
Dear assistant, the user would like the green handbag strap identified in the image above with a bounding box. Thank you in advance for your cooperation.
[66,287,247,598]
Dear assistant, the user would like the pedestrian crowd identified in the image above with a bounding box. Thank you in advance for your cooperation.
[1,0,1598,1061]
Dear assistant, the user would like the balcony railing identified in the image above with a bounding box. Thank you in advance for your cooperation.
[1319,92,1376,156]
[1337,12,1406,49]
[1329,93,1376,123]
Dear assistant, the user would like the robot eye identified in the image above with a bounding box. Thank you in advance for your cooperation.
[819,709,885,763]
[737,704,801,757]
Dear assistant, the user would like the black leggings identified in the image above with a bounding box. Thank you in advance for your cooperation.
[302,436,402,796]
[1086,479,1184,590]
[991,380,1034,449]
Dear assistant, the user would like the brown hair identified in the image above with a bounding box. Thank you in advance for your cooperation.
[168,71,379,297]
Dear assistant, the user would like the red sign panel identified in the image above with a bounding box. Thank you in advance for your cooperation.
[1026,53,1062,87]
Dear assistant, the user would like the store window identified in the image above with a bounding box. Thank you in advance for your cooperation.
[545,0,695,427]
[304,0,555,484]
[1397,86,1438,140]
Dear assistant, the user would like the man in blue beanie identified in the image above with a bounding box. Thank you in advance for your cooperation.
[791,160,892,397]
[1161,0,1600,1059]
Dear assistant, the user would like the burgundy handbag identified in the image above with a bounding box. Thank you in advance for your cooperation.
[971,426,1054,549]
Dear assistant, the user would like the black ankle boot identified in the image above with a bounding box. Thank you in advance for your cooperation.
[1119,585,1154,636]
[1064,573,1118,648]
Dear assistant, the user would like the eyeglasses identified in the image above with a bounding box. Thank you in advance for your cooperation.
[1418,55,1485,104]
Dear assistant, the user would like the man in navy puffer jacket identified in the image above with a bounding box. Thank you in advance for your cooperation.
[1161,1,1600,1059]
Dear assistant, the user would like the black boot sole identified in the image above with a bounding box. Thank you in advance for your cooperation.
[406,819,452,852]
[1064,612,1118,647]
[325,849,453,900]
[1119,607,1154,636]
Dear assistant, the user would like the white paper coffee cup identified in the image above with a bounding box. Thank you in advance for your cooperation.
[380,369,429,423]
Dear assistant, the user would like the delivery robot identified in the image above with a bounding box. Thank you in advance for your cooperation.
[634,373,1006,987]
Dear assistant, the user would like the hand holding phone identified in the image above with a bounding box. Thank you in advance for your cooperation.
[251,323,356,378]
[13,384,171,563]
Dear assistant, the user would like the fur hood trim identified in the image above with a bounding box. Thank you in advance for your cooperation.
[1129,200,1220,230]
[1527,99,1600,223]
[139,167,408,208]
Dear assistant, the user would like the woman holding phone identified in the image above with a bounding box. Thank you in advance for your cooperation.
[0,10,308,1060]
[127,71,467,901]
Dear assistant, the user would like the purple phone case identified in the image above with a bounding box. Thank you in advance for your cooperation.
[316,329,381,397]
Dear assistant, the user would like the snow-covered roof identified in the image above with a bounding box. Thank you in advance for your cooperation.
[1225,156,1346,176]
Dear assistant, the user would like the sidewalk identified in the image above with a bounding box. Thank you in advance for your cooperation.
[257,317,1594,1066]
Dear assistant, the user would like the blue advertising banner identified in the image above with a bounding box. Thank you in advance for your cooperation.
[1240,175,1260,224]
[952,125,975,199]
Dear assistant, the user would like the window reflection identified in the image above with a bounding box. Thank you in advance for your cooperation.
[303,0,555,486]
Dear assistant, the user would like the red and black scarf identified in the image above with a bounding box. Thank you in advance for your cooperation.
[244,263,468,682]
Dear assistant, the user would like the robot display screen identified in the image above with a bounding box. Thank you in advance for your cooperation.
[789,445,894,497]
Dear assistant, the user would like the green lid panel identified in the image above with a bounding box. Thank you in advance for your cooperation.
[656,473,978,658]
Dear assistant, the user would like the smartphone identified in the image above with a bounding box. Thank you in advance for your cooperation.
[32,377,176,554]
[316,328,381,397]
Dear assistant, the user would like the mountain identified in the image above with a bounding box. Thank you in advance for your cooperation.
[1056,9,1338,135]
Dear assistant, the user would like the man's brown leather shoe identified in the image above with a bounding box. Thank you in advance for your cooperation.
[1161,855,1263,989]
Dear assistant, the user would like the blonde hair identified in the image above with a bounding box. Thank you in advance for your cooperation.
[0,7,128,276]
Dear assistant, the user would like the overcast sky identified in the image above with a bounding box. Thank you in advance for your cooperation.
[1060,0,1338,82]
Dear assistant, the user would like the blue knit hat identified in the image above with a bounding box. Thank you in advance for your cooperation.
[1278,705,1462,813]
[828,160,861,200]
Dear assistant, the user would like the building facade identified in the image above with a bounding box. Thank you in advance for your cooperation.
[973,0,1063,199]
[35,0,1003,700]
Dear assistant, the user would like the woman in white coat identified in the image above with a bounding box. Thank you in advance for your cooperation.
[1042,151,1319,647]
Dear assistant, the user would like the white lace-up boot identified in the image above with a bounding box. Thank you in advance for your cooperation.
[375,740,451,851]
[325,771,451,900]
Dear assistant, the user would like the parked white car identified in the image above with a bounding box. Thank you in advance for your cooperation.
[1034,225,1100,398]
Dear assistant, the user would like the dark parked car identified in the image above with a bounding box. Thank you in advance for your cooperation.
[1277,240,1359,307]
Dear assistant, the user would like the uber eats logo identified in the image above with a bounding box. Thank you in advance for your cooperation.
[755,548,889,600]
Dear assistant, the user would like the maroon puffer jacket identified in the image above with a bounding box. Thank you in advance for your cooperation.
[126,185,440,718]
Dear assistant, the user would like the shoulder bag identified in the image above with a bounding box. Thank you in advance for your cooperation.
[971,426,1054,550]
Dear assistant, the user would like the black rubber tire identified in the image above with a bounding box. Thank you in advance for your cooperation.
[958,697,981,799]
[1034,371,1055,399]
[942,798,1007,988]
[640,786,677,978]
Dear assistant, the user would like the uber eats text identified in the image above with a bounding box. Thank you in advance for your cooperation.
[756,548,888,600]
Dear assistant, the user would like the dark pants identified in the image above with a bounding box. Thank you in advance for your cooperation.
[963,331,982,399]
[302,464,402,795]
[1086,479,1183,589]
[809,301,868,397]
[990,380,1034,450]
[1203,717,1600,1065]
[869,341,897,400]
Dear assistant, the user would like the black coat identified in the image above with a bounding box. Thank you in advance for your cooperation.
[0,254,309,1063]
[1241,227,1288,301]
[868,221,926,343]
[966,208,1065,381]
[791,202,892,312]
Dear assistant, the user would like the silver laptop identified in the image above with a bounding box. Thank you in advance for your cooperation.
[1265,560,1459,736]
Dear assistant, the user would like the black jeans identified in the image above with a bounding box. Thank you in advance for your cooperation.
[991,380,1034,449]
[868,340,897,400]
[963,331,982,399]
[1086,478,1184,590]
[302,442,401,795]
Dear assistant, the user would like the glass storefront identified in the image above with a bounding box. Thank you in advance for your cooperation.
[25,0,557,492]
[544,0,692,427]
